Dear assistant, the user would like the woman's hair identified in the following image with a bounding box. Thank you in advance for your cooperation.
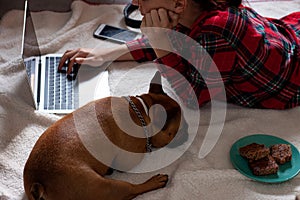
[194,0,242,11]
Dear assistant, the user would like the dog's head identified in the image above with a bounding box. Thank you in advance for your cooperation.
[140,71,188,149]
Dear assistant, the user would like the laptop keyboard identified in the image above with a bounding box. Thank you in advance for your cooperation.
[25,58,36,80]
[44,56,79,110]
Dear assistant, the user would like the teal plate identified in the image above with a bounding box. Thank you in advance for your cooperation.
[230,134,300,183]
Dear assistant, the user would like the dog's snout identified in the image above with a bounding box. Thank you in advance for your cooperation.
[167,121,189,148]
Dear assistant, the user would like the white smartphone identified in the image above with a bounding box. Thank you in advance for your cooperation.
[93,24,141,44]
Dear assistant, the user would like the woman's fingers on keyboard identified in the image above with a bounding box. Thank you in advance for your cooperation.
[58,49,74,71]
[58,49,87,73]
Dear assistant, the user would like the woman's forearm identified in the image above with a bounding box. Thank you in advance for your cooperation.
[108,44,135,62]
[115,44,134,61]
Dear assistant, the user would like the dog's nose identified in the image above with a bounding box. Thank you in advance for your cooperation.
[168,121,189,148]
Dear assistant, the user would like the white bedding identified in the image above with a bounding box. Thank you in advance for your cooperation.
[0,1,300,200]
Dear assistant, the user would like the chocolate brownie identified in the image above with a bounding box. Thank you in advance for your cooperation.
[270,144,292,164]
[239,143,270,161]
[249,155,279,176]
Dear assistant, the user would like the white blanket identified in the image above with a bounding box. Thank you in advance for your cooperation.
[1,1,300,200]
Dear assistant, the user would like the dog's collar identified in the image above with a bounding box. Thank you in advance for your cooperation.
[124,96,152,152]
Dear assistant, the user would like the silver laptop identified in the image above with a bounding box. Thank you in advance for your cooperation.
[21,0,110,114]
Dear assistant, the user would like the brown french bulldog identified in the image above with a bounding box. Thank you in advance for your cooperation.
[23,71,188,200]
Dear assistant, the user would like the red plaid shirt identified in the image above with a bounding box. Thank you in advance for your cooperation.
[127,6,300,109]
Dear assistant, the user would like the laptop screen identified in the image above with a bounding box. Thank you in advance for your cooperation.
[21,0,41,59]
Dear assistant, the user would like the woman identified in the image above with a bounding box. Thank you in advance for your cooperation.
[59,0,300,109]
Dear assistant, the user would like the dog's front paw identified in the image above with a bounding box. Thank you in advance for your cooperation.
[130,174,169,198]
[144,174,169,190]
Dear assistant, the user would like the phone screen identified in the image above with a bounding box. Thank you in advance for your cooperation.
[95,25,140,43]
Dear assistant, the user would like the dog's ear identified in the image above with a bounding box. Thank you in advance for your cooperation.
[149,71,165,95]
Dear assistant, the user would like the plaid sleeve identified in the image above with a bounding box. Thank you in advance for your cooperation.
[155,32,235,108]
[158,7,300,109]
[126,37,157,62]
[126,24,190,63]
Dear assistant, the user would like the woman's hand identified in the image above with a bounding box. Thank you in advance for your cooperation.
[140,8,179,58]
[141,8,179,29]
[58,48,104,74]
[58,45,133,74]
